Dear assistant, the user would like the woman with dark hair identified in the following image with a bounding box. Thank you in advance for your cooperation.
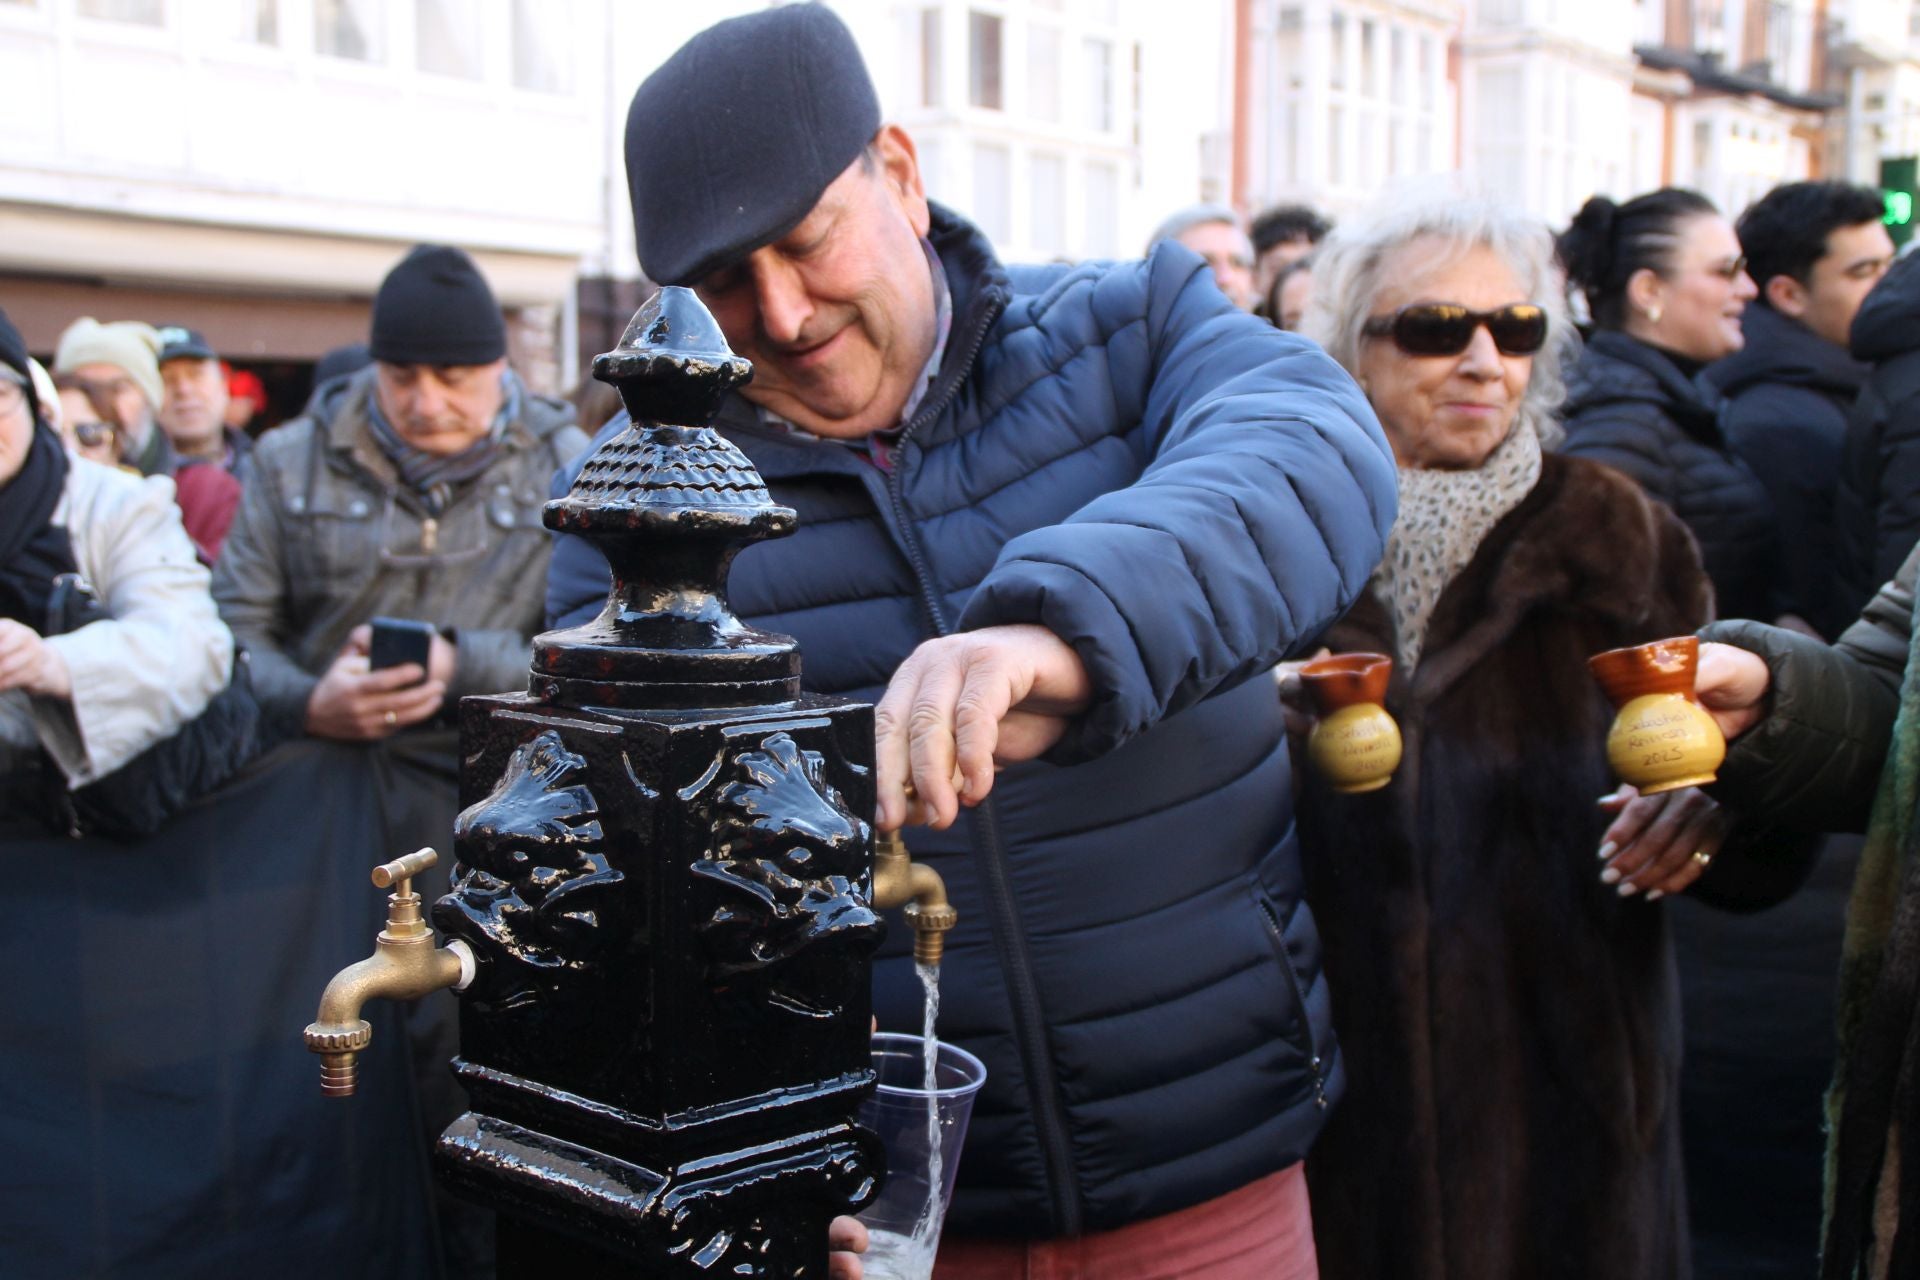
[1558,189,1776,623]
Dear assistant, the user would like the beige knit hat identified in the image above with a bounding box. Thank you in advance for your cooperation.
[54,317,164,410]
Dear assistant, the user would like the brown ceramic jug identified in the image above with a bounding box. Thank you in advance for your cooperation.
[1301,652,1402,794]
[1588,635,1725,795]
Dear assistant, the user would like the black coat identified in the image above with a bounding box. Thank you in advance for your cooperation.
[1837,252,1920,619]
[1561,330,1778,623]
[1710,305,1868,639]
[1299,455,1713,1279]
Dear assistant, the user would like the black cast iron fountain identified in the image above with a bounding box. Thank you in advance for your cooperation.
[304,288,892,1277]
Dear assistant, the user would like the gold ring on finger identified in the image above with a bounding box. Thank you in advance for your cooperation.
[1691,849,1712,867]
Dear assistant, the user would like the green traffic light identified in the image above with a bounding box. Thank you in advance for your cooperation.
[1889,190,1915,227]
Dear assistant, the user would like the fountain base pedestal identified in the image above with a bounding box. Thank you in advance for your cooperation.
[441,1111,879,1277]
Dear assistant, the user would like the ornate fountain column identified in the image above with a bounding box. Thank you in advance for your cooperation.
[431,288,884,1276]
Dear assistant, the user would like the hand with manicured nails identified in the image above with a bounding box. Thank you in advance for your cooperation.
[1595,784,1729,900]
[1588,641,1770,901]
[874,624,1092,832]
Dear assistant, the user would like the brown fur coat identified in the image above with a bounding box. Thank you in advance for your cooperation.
[1300,454,1713,1280]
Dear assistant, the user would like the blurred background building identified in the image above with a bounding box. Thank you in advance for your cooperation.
[1,0,1915,402]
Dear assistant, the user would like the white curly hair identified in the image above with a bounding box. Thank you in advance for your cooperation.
[1301,189,1574,449]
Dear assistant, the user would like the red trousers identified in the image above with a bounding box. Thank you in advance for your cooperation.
[931,1163,1318,1280]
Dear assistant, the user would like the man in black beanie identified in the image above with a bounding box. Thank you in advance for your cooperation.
[550,6,1397,1273]
[214,242,585,749]
[213,244,586,1275]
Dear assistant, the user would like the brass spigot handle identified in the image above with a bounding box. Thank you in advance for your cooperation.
[372,847,438,892]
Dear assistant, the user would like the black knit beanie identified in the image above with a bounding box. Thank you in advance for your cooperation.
[0,307,38,423]
[625,4,882,286]
[369,245,507,366]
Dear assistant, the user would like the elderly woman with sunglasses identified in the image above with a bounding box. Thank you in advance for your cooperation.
[1283,197,1732,1279]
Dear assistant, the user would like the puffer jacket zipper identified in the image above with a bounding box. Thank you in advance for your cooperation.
[1255,891,1329,1111]
[880,285,1086,1236]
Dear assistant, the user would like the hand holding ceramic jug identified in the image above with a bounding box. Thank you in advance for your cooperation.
[1588,636,1726,794]
[1297,652,1402,794]
[1692,641,1771,741]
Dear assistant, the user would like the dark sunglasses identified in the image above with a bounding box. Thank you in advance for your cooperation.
[73,420,114,449]
[1361,303,1549,357]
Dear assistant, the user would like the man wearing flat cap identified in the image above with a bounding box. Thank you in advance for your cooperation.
[215,244,586,749]
[156,325,252,478]
[550,7,1395,1273]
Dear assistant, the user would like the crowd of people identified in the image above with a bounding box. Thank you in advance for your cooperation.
[7,6,1920,1278]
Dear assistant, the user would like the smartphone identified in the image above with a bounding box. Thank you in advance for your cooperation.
[368,616,435,681]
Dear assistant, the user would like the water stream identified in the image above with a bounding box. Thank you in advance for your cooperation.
[865,961,944,1279]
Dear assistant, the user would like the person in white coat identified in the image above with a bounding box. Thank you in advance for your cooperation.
[0,307,230,821]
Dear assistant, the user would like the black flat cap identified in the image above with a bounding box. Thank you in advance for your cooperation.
[156,324,217,363]
[625,4,881,286]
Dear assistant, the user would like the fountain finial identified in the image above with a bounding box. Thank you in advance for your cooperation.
[533,286,801,710]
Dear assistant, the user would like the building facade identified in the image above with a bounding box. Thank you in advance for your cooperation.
[0,0,623,401]
[0,0,1216,397]
[3,0,1915,401]
[1237,0,1912,227]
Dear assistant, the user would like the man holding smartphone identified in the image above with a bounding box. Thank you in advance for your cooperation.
[213,245,588,746]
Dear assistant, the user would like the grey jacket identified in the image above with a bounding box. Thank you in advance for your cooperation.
[1703,544,1918,838]
[212,369,586,742]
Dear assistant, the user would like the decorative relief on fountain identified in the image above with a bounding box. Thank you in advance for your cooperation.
[699,733,881,1017]
[442,731,629,1026]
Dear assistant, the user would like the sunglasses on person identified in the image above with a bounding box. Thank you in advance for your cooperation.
[72,420,114,449]
[1361,303,1549,357]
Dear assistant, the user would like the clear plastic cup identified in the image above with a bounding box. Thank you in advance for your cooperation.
[856,1032,988,1280]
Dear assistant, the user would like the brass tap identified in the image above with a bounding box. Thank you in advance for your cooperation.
[303,848,474,1098]
[872,826,957,967]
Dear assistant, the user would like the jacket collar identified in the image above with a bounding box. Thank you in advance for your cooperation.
[1708,303,1867,401]
[1571,330,1725,442]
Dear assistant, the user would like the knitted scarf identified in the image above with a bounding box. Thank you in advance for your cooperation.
[364,370,521,516]
[1826,586,1920,1278]
[0,422,77,628]
[1370,419,1543,669]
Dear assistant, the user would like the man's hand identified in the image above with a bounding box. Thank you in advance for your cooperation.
[875,624,1092,832]
[1696,641,1770,740]
[0,619,72,700]
[304,629,446,741]
[1596,784,1729,900]
[827,1215,869,1280]
[1273,648,1331,744]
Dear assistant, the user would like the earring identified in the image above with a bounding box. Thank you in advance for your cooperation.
[1645,305,1663,324]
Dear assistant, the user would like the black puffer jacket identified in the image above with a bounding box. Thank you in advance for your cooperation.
[1561,330,1777,623]
[1710,305,1868,638]
[1836,252,1920,619]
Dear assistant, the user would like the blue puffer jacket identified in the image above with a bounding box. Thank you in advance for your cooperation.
[546,207,1397,1238]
